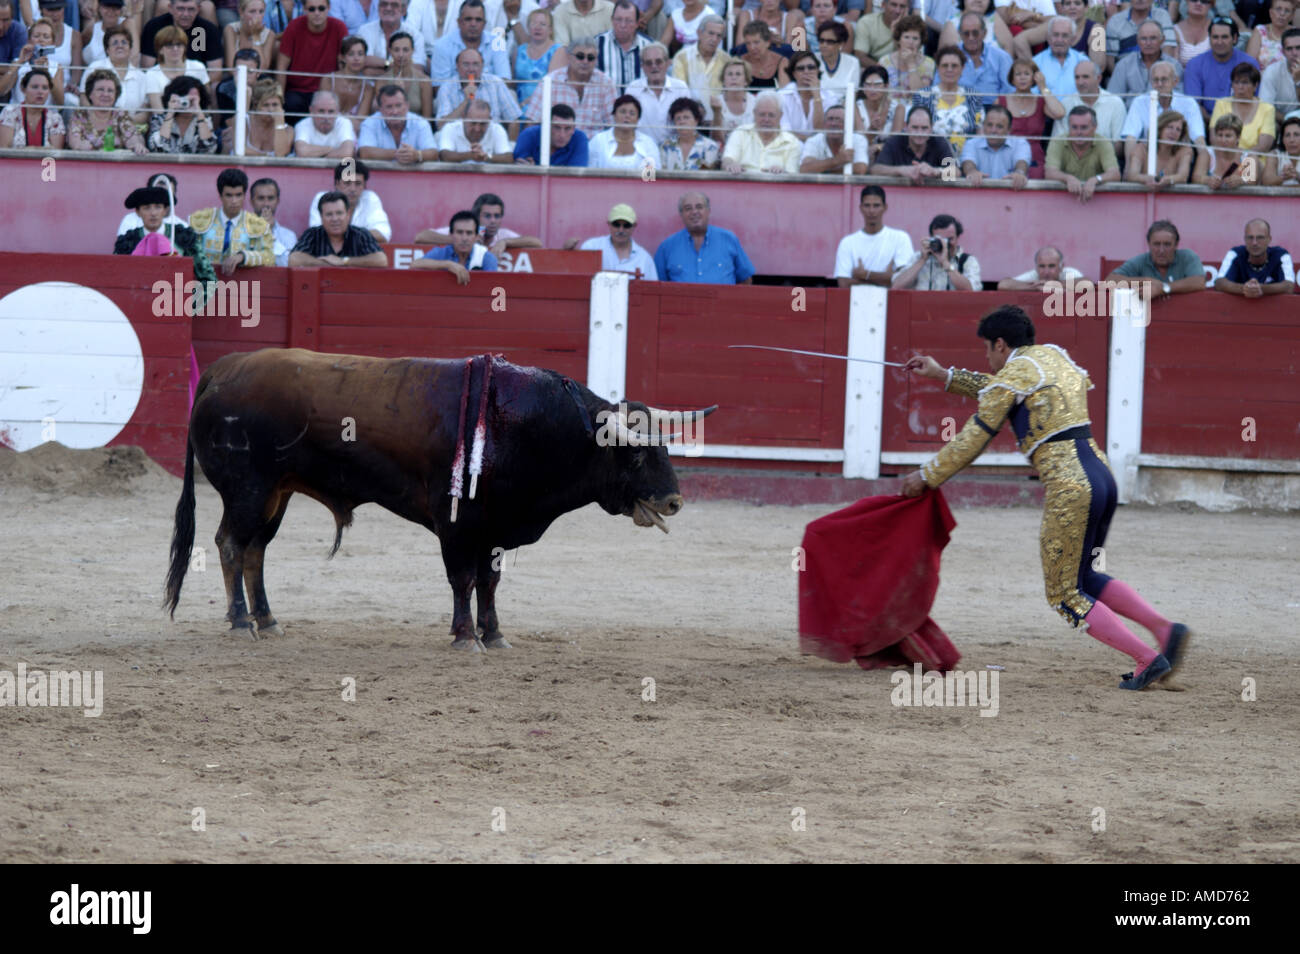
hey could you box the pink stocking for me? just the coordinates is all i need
[1084,600,1160,672]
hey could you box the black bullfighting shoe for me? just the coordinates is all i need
[1163,624,1190,676]
[1119,654,1171,691]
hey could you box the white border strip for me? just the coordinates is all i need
[667,444,844,462]
[1107,289,1147,503]
[587,271,629,404]
[1136,453,1300,474]
[881,451,1027,467]
[842,284,887,479]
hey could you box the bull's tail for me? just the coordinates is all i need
[163,434,197,618]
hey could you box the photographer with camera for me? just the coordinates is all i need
[891,213,980,291]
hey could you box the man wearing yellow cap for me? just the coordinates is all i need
[563,202,658,279]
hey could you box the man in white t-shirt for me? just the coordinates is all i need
[436,98,514,162]
[563,202,659,279]
[833,185,913,286]
[997,245,1085,290]
[293,90,357,158]
[799,103,869,174]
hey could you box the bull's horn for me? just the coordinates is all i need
[645,404,718,429]
[606,407,655,447]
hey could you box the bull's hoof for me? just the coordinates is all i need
[451,637,486,653]
[257,621,285,638]
[230,623,258,641]
[482,635,512,650]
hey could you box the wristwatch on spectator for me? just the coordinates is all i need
[1094,173,1103,184]
[1161,281,1171,295]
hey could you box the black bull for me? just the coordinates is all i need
[163,348,715,651]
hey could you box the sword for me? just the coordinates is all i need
[728,345,907,368]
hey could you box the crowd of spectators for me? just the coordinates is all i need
[0,0,1295,190]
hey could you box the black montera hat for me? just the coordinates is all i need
[124,186,172,209]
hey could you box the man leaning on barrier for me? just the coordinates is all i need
[1104,219,1207,299]
[1213,218,1297,298]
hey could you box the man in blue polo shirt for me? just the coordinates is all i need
[514,104,590,166]
[1033,17,1087,97]
[412,210,499,285]
[654,191,755,285]
[1214,219,1296,298]
[957,13,1011,107]
[1185,19,1260,120]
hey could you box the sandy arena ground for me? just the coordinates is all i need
[1,444,1297,863]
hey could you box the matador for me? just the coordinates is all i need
[902,305,1189,690]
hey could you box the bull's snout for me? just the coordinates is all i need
[661,494,684,516]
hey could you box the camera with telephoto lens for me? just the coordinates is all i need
[927,236,947,255]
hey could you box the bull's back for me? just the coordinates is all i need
[192,349,461,518]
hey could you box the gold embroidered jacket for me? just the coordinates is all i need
[188,208,275,268]
[921,344,1095,487]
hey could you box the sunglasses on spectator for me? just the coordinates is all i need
[819,36,839,44]
[610,221,633,229]
[1211,16,1234,25]
[572,52,596,61]
[305,4,328,10]
[795,63,819,72]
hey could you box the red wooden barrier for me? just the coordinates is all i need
[1143,295,1300,459]
[884,290,1111,462]
[626,282,848,470]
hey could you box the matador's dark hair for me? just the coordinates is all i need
[978,305,1036,348]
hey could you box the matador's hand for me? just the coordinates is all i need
[901,470,927,497]
[905,354,947,380]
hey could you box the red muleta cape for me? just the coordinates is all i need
[798,491,961,671]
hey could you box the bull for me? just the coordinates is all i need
[163,348,715,651]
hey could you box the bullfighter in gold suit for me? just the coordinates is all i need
[188,168,275,275]
[903,305,1190,691]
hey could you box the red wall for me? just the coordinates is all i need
[627,283,848,466]
[1,253,1295,481]
[1143,295,1300,459]
[5,155,1298,285]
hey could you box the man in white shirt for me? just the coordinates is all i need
[997,245,1084,290]
[436,98,514,161]
[553,0,615,46]
[798,103,869,174]
[834,184,913,286]
[308,160,393,242]
[293,90,357,158]
[564,202,658,279]
[1053,60,1125,144]
[358,0,429,68]
[625,41,694,144]
[250,177,298,268]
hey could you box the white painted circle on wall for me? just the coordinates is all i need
[0,281,145,451]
